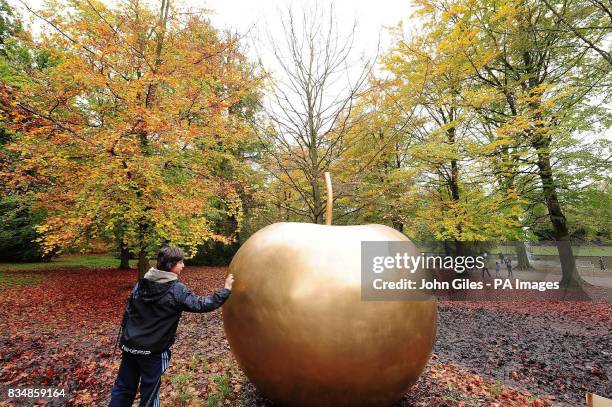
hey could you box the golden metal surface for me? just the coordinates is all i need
[324,172,333,225]
[223,222,437,407]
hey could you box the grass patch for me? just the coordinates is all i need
[493,245,612,257]
[0,271,41,288]
[0,254,144,272]
[169,372,194,406]
[211,373,231,400]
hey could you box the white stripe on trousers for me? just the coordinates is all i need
[154,351,168,407]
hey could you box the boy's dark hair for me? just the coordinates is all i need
[156,246,184,272]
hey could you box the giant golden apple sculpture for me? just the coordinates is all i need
[223,173,436,407]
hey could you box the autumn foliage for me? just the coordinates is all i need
[2,0,262,274]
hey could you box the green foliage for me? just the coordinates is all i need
[0,0,21,53]
[170,372,194,406]
[204,372,230,407]
[186,240,239,267]
[205,393,219,407]
[0,193,46,262]
[0,1,48,262]
[211,373,231,400]
[335,0,611,244]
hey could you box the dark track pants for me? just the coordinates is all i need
[109,350,171,407]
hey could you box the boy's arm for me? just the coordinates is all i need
[174,282,231,313]
[121,282,139,327]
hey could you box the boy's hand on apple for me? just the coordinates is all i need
[225,273,235,291]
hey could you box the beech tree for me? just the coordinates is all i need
[341,12,526,243]
[3,0,262,276]
[389,0,611,285]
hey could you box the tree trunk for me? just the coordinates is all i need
[137,249,149,279]
[454,240,465,258]
[311,181,322,224]
[556,239,579,286]
[446,124,464,260]
[514,241,531,270]
[309,139,322,224]
[119,242,131,270]
[392,219,404,233]
[533,136,582,287]
[496,142,530,271]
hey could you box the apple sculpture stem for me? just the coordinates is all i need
[324,171,333,226]
[223,172,437,407]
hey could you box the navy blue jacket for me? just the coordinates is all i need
[118,276,231,355]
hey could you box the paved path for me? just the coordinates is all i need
[510,269,612,288]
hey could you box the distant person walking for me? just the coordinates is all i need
[495,261,501,278]
[600,256,607,272]
[505,258,513,278]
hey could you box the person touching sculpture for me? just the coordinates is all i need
[109,246,234,407]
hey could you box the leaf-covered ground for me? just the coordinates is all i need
[1,266,610,406]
